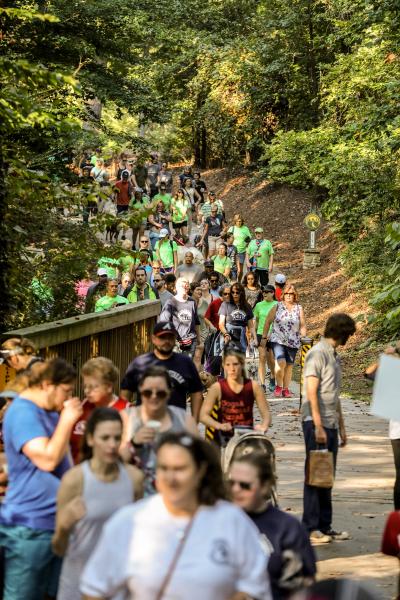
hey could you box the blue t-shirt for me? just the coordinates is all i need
[1,397,71,531]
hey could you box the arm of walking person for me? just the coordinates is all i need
[253,382,272,432]
[23,399,83,472]
[247,319,258,345]
[173,250,178,272]
[219,314,231,344]
[126,464,145,500]
[200,383,232,431]
[190,391,204,423]
[223,264,231,278]
[52,466,85,556]
[306,375,327,445]
[260,306,277,347]
[299,306,307,337]
[199,223,208,246]
[337,400,347,447]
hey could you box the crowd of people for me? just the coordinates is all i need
[0,154,392,600]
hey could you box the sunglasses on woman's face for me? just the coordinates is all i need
[228,479,253,491]
[141,389,168,400]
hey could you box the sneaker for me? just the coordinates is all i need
[261,384,267,393]
[273,386,283,398]
[323,529,351,540]
[268,379,276,393]
[310,530,332,544]
[282,388,295,398]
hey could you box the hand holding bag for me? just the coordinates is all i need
[306,448,334,488]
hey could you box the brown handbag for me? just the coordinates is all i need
[306,449,334,488]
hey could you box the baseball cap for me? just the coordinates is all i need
[275,273,286,284]
[204,260,213,267]
[254,227,264,233]
[121,170,130,179]
[97,268,108,276]
[153,322,177,337]
[159,228,169,238]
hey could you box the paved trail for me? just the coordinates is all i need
[265,386,398,598]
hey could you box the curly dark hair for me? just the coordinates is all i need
[324,313,356,345]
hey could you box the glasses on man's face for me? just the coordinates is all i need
[227,479,253,491]
[223,292,230,296]
[153,278,162,283]
[210,279,219,284]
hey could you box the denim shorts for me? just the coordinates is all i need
[0,523,62,600]
[237,251,246,264]
[270,342,298,364]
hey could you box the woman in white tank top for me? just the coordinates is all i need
[52,407,144,600]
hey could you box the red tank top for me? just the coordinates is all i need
[219,378,254,428]
[70,396,128,464]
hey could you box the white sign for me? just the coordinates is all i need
[371,354,400,420]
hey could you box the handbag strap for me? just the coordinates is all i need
[155,512,197,600]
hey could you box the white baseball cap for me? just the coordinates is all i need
[275,273,286,284]
[97,268,108,276]
[159,228,170,238]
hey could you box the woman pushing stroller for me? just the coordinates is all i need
[200,346,271,442]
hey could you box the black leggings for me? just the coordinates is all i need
[391,439,400,509]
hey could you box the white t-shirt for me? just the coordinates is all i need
[81,494,271,600]
[389,420,400,439]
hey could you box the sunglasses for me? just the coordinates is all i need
[228,479,253,491]
[140,240,149,243]
[210,279,219,283]
[153,278,162,283]
[141,389,168,400]
[223,292,230,296]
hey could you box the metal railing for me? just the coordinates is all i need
[1,300,160,396]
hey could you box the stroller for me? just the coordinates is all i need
[222,426,278,505]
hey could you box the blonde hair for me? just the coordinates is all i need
[282,283,299,303]
[1,337,37,358]
[223,347,247,378]
[81,357,119,386]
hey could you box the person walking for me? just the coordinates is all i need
[301,313,356,543]
[254,285,278,392]
[176,251,203,283]
[113,170,132,215]
[200,347,271,444]
[94,279,129,312]
[159,278,201,358]
[225,231,239,282]
[53,408,143,600]
[148,200,172,249]
[0,337,42,373]
[242,271,263,309]
[155,228,178,274]
[246,227,274,287]
[261,283,306,398]
[85,269,108,313]
[198,205,227,258]
[80,432,272,600]
[212,243,232,279]
[190,282,212,370]
[122,366,198,495]
[152,274,174,307]
[171,188,190,239]
[69,357,129,464]
[0,359,82,600]
[219,283,257,353]
[125,266,157,303]
[120,322,203,421]
[227,214,252,282]
[230,452,316,599]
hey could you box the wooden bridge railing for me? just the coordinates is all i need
[0,300,160,396]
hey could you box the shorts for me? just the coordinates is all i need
[238,252,246,264]
[0,524,62,600]
[117,205,129,214]
[270,342,298,364]
[173,220,187,228]
[207,235,222,254]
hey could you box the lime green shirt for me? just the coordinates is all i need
[228,225,251,253]
[247,239,274,270]
[212,255,232,275]
[171,198,190,223]
[253,300,278,335]
[153,192,172,209]
[119,254,135,273]
[95,294,129,312]
[155,239,178,268]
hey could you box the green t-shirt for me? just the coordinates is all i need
[171,198,190,223]
[155,239,178,268]
[253,300,278,335]
[98,257,119,278]
[247,239,274,270]
[153,192,172,209]
[212,255,232,275]
[95,294,129,312]
[119,254,135,273]
[228,225,251,253]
